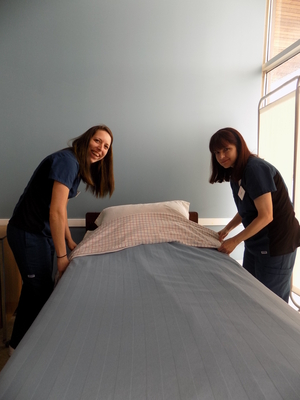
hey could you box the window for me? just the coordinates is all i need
[263,0,300,96]
[260,0,300,300]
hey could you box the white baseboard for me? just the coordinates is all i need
[67,219,86,227]
[0,218,230,227]
[198,218,230,226]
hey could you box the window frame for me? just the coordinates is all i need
[262,0,300,96]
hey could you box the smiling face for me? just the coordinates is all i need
[214,142,238,169]
[88,129,112,164]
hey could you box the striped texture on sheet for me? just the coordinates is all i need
[70,212,221,259]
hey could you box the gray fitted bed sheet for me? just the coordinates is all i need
[1,242,300,400]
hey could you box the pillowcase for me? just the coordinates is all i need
[94,200,190,226]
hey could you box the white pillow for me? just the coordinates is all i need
[94,200,190,226]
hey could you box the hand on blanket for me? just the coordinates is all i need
[217,237,238,255]
[218,227,229,241]
[66,238,77,251]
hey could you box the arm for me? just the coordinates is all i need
[65,209,77,251]
[49,181,73,274]
[218,213,242,241]
[218,192,273,254]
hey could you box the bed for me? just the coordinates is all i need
[1,200,300,400]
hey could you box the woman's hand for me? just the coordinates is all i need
[57,255,70,274]
[218,213,242,243]
[66,237,77,251]
[217,193,273,255]
[218,227,229,242]
[218,237,239,254]
[217,213,242,254]
[55,256,70,286]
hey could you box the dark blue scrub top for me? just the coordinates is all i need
[10,148,81,237]
[230,157,277,255]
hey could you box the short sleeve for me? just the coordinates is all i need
[244,159,277,201]
[48,151,79,190]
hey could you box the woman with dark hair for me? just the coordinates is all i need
[209,127,300,303]
[7,124,114,354]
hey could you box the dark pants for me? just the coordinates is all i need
[243,247,296,303]
[7,223,55,349]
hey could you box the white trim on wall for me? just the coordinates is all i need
[198,218,231,226]
[67,219,86,227]
[0,218,231,227]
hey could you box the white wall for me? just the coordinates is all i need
[0,0,266,219]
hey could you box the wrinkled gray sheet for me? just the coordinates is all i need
[1,242,300,400]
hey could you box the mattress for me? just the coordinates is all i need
[1,213,300,399]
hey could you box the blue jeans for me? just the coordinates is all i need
[243,247,296,303]
[7,223,55,349]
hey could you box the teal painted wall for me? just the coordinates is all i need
[0,0,266,219]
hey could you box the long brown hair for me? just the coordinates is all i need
[209,127,255,183]
[71,125,115,197]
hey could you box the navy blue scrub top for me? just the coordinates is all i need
[10,148,81,237]
[230,156,299,256]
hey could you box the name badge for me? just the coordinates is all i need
[238,185,245,200]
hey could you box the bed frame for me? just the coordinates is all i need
[85,211,198,231]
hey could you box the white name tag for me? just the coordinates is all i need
[238,185,245,200]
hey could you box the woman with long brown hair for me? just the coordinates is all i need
[7,124,114,354]
[209,127,300,303]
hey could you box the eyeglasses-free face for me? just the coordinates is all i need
[88,130,111,164]
[214,143,238,169]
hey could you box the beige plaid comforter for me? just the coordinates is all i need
[70,212,221,260]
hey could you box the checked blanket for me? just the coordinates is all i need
[70,213,221,260]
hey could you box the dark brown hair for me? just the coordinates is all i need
[71,125,115,197]
[209,127,255,183]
